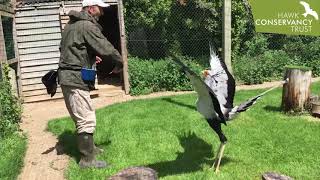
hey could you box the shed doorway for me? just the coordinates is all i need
[96,5,122,87]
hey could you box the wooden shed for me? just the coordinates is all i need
[0,1,21,96]
[15,0,129,102]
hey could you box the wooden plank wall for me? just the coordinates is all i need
[15,0,122,102]
[60,4,82,30]
[15,6,62,102]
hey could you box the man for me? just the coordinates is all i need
[58,0,123,169]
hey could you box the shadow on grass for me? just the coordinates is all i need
[147,132,233,178]
[263,105,282,112]
[42,130,111,163]
[161,97,196,111]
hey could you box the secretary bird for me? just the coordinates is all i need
[172,47,285,172]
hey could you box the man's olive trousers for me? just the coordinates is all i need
[61,85,96,134]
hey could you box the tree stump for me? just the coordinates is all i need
[281,67,312,112]
[108,166,158,180]
[262,172,293,180]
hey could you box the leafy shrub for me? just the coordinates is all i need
[304,58,320,77]
[243,34,269,57]
[128,56,206,95]
[0,64,22,138]
[234,50,293,84]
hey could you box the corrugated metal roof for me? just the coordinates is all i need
[19,0,116,5]
[20,0,73,5]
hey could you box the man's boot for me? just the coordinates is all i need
[77,133,107,169]
[93,144,104,155]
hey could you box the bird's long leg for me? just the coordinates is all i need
[213,141,226,173]
[206,119,227,173]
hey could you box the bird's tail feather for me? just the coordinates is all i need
[227,94,263,120]
[227,80,288,120]
[236,95,262,113]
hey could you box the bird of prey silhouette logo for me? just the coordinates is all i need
[300,1,319,20]
[172,45,286,172]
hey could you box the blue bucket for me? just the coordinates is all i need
[81,68,96,81]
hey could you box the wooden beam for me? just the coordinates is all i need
[15,8,58,17]
[0,9,14,17]
[118,0,130,94]
[13,15,23,97]
[21,70,51,79]
[0,4,14,14]
[0,62,2,81]
[20,63,58,73]
[17,27,61,36]
[20,57,59,67]
[15,14,60,24]
[7,58,18,64]
[19,51,60,61]
[223,0,233,75]
[17,33,61,43]
[16,21,60,30]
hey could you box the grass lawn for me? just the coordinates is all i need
[48,82,320,180]
[0,134,27,180]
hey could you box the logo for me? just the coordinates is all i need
[300,1,318,20]
[249,0,320,36]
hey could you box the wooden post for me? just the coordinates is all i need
[281,67,312,112]
[223,0,233,75]
[13,14,23,97]
[0,62,2,81]
[118,0,130,94]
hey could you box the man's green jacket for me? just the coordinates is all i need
[58,10,122,90]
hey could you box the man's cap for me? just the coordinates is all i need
[82,0,110,8]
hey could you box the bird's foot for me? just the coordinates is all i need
[212,142,226,173]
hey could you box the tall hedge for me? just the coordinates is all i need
[128,56,207,95]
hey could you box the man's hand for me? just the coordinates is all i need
[96,56,102,64]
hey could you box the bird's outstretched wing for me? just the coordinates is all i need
[171,57,226,124]
[204,45,236,114]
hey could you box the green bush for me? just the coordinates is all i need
[0,64,22,138]
[304,58,320,76]
[234,50,294,84]
[128,56,206,95]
